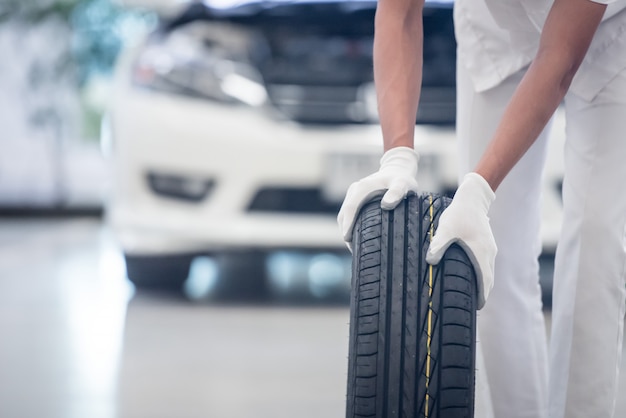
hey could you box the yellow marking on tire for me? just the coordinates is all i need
[425,195,434,417]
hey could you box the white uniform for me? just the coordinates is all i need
[453,1,626,417]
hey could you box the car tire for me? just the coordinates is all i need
[346,194,477,418]
[124,253,193,290]
[212,251,271,301]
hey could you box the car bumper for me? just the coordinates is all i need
[106,80,458,254]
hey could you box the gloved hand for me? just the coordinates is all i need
[425,172,497,309]
[337,146,420,247]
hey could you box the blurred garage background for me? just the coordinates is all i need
[0,0,624,417]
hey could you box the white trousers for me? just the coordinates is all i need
[456,64,626,418]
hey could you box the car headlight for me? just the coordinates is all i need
[131,29,267,106]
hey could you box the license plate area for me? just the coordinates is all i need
[322,152,441,204]
[322,153,381,203]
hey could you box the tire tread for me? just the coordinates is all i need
[346,195,477,418]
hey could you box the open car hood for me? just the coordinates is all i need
[166,0,453,26]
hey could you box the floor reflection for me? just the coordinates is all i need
[0,218,624,418]
[117,296,348,418]
[0,218,130,418]
[58,235,132,418]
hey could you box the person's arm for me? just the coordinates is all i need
[476,0,607,191]
[374,0,425,151]
[336,0,425,245]
[427,0,608,309]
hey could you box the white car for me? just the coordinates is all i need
[105,0,563,293]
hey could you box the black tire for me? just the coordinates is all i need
[125,253,193,290]
[346,194,477,418]
[212,251,271,301]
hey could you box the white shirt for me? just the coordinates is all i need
[455,0,626,100]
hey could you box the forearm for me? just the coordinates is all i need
[474,53,574,190]
[475,0,607,191]
[373,0,424,152]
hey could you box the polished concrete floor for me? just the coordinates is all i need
[0,217,625,418]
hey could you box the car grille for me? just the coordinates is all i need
[247,187,341,215]
[267,84,364,123]
[416,87,456,125]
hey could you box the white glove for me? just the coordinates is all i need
[337,146,420,245]
[425,172,497,309]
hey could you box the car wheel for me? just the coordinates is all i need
[124,253,193,291]
[346,194,477,418]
